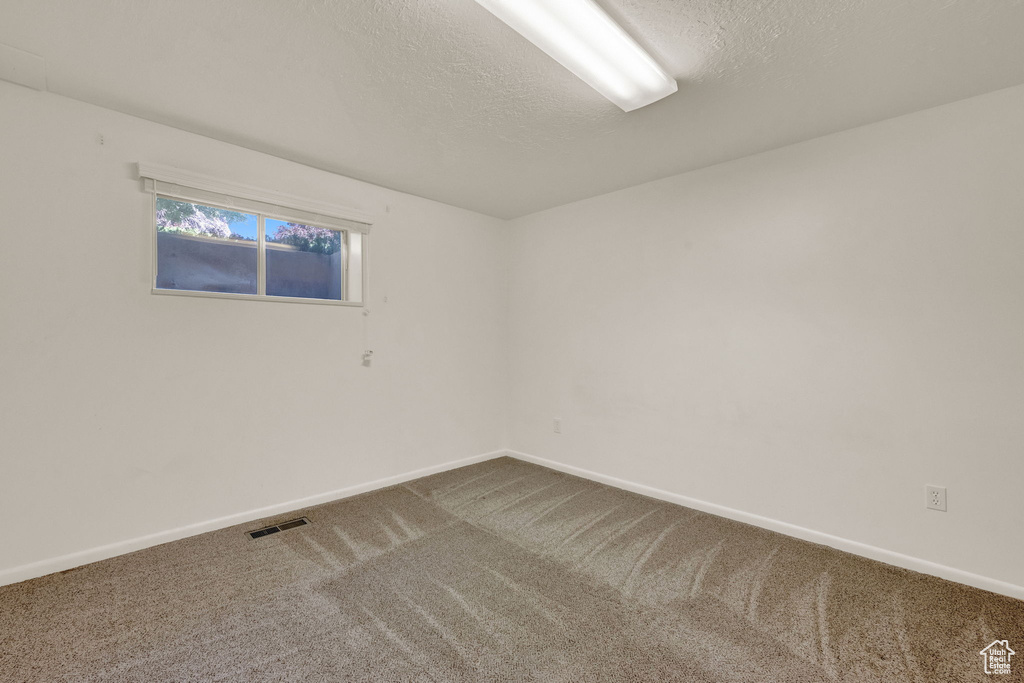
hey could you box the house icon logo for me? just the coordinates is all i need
[980,640,1015,675]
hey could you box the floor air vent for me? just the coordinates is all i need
[248,517,310,539]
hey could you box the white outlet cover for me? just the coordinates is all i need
[926,485,947,512]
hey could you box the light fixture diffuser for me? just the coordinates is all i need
[474,0,677,112]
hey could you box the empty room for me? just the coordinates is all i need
[1,0,1022,680]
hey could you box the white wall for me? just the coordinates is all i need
[4,76,1022,595]
[507,84,1024,589]
[0,81,507,578]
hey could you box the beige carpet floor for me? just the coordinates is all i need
[1,456,1021,681]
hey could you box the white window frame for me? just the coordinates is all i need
[138,162,371,307]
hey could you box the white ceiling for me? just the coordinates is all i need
[4,0,1024,219]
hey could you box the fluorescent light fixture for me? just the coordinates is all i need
[474,0,677,111]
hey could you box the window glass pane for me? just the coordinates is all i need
[265,219,343,301]
[348,231,363,303]
[155,197,257,294]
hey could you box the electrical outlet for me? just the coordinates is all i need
[926,485,947,512]
[553,418,562,434]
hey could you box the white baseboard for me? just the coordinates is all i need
[8,448,1021,602]
[0,449,506,588]
[505,450,1024,602]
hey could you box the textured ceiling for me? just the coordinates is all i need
[3,0,1024,218]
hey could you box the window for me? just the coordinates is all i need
[139,163,370,306]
